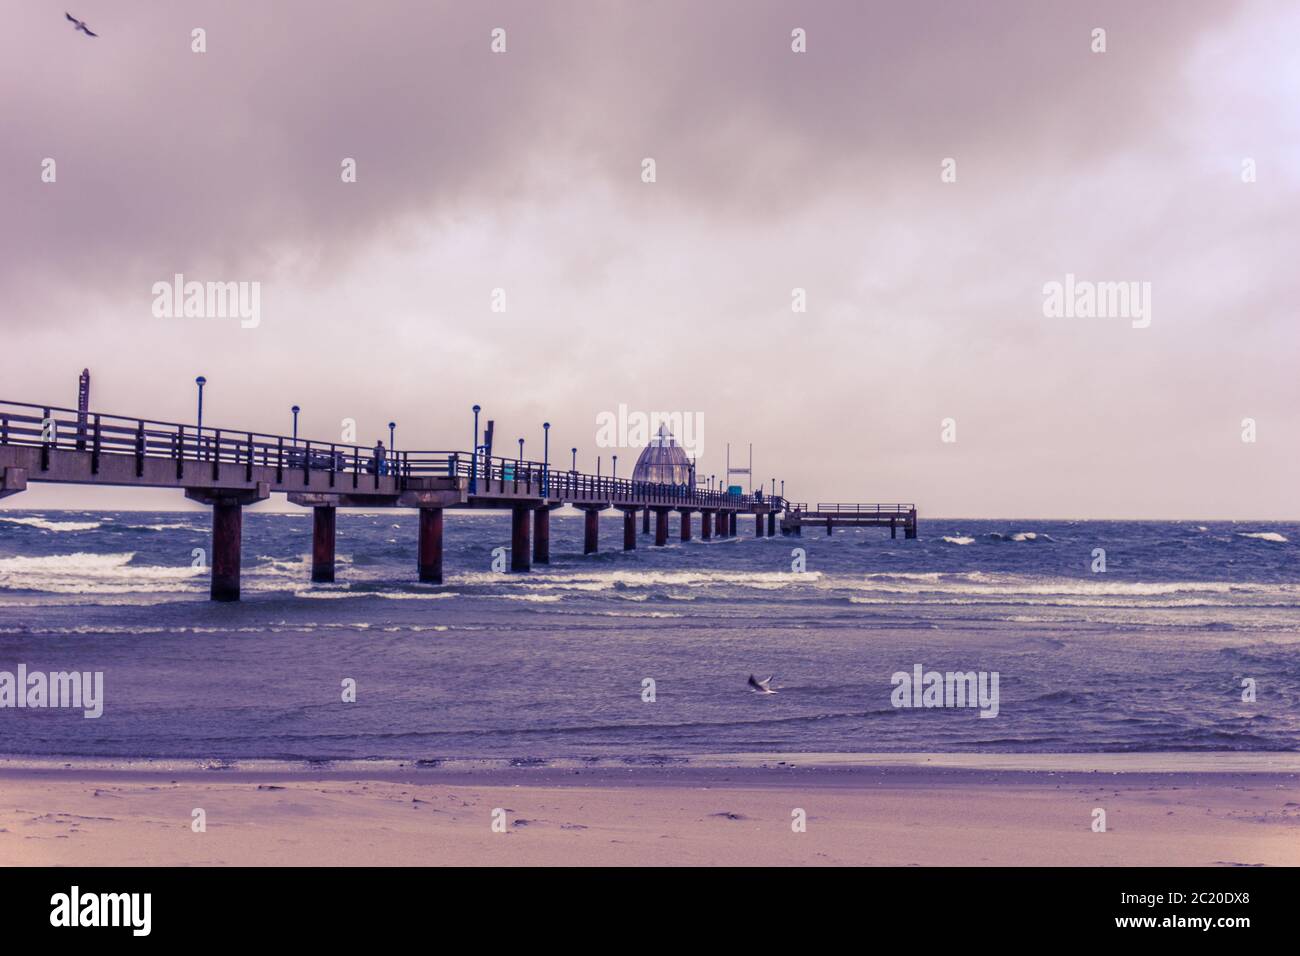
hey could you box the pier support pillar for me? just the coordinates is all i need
[418,506,444,583]
[0,467,28,500]
[678,509,692,542]
[826,517,833,535]
[654,508,669,547]
[583,508,600,554]
[312,505,336,583]
[891,518,897,539]
[642,508,651,534]
[211,501,243,601]
[511,505,531,572]
[905,508,918,540]
[767,512,776,537]
[701,511,713,540]
[755,513,764,538]
[622,508,637,551]
[533,507,550,565]
[185,483,268,602]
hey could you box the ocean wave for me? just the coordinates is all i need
[0,516,101,532]
[1236,532,1288,543]
[941,536,975,545]
[450,569,822,591]
[293,589,459,600]
[856,575,1290,597]
[0,552,204,594]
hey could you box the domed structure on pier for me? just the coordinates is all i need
[632,424,693,486]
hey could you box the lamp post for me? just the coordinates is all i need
[471,405,481,493]
[612,454,618,481]
[542,422,550,496]
[195,376,206,459]
[571,448,577,472]
[195,377,206,428]
[389,421,395,448]
[291,405,300,443]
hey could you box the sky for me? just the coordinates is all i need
[1,0,1297,517]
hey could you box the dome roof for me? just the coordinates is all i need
[632,424,693,485]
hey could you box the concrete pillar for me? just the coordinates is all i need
[623,509,637,550]
[755,512,764,537]
[0,466,28,500]
[891,518,897,539]
[418,506,444,583]
[701,511,713,540]
[767,512,776,537]
[679,509,692,542]
[584,508,599,554]
[533,508,550,564]
[642,508,651,534]
[512,506,531,572]
[654,508,669,546]
[312,505,336,583]
[906,509,918,540]
[187,483,268,602]
[826,517,833,535]
[211,501,243,602]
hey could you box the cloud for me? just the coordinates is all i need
[2,0,1297,516]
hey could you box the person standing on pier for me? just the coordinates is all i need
[372,440,388,476]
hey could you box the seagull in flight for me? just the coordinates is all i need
[748,674,777,695]
[65,12,98,37]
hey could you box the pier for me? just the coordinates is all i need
[780,503,918,539]
[0,400,919,600]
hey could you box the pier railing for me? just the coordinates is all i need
[814,503,915,513]
[0,399,763,509]
[0,399,393,489]
[402,451,758,509]
[786,502,915,514]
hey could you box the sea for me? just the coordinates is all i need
[0,510,1297,763]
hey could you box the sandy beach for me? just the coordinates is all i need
[3,757,1297,867]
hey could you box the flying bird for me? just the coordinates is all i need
[748,674,777,695]
[65,12,98,37]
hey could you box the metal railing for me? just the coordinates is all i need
[0,399,766,509]
[786,502,915,514]
[0,399,394,490]
[811,504,915,512]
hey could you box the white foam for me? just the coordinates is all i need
[1237,531,1288,543]
[0,516,101,532]
[293,590,458,600]
[451,569,823,590]
[0,552,204,594]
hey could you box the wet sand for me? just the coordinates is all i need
[2,759,1297,866]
